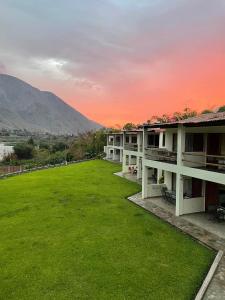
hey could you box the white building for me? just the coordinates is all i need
[104,133,123,163]
[122,129,143,180]
[105,112,225,218]
[142,112,225,216]
[0,143,14,161]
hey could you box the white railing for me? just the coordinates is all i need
[124,143,138,151]
[182,152,225,170]
[145,148,177,163]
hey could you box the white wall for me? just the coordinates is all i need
[0,144,13,161]
[182,197,205,214]
[147,183,165,197]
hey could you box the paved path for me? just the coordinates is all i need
[128,193,225,300]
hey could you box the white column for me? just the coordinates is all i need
[120,150,123,163]
[112,148,115,161]
[176,125,185,216]
[142,165,148,199]
[176,173,183,216]
[159,131,164,148]
[177,125,185,166]
[157,169,163,183]
[137,157,142,179]
[164,171,172,190]
[137,133,140,152]
[165,131,173,151]
[122,152,126,173]
[106,147,109,159]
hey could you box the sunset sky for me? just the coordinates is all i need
[0,0,225,126]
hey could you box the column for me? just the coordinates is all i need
[142,165,148,199]
[122,151,126,173]
[177,124,185,166]
[112,148,115,161]
[176,125,185,216]
[176,173,183,216]
[120,150,123,163]
[157,169,163,183]
[137,157,142,180]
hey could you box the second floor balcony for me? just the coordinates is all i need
[145,148,177,164]
[182,152,225,173]
[124,143,138,151]
[114,141,122,147]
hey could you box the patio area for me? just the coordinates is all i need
[138,195,225,240]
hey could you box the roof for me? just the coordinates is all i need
[122,129,142,133]
[142,112,225,128]
[106,132,123,135]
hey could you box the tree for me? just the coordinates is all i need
[173,107,197,121]
[14,143,34,159]
[201,109,213,114]
[155,114,171,123]
[52,142,68,153]
[218,105,225,112]
[27,137,35,146]
[123,123,137,130]
[68,129,106,160]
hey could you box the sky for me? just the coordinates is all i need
[0,0,225,126]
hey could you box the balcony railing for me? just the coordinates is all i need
[182,152,225,171]
[124,143,138,151]
[108,141,113,146]
[114,141,122,146]
[145,148,177,163]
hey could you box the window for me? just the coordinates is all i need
[184,177,202,197]
[131,135,137,144]
[125,136,129,143]
[148,135,154,146]
[147,134,159,147]
[192,178,202,197]
[155,134,159,147]
[185,133,204,152]
[173,134,177,152]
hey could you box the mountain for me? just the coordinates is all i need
[0,74,102,135]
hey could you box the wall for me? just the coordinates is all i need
[182,197,205,214]
[147,183,165,197]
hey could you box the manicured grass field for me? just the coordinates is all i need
[0,160,214,299]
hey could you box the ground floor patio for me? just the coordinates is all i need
[127,192,225,300]
[143,196,225,240]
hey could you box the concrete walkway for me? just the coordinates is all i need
[127,193,225,300]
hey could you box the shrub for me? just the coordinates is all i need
[14,143,34,160]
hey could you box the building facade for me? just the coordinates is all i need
[105,112,225,217]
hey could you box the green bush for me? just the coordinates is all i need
[14,143,34,159]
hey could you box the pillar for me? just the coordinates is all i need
[176,173,183,216]
[137,157,142,180]
[142,165,148,199]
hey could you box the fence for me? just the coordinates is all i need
[0,159,95,180]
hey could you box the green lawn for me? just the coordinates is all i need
[0,160,214,299]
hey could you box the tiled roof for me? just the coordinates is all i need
[143,112,225,128]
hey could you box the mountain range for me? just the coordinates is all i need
[0,74,102,135]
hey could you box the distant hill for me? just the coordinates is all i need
[0,74,102,135]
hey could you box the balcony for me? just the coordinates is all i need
[114,141,122,147]
[182,152,225,173]
[108,141,113,146]
[124,143,138,151]
[145,148,177,164]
